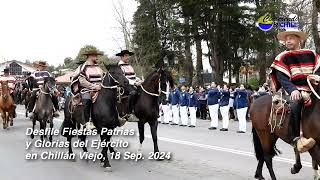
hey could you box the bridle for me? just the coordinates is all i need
[140,71,169,97]
[100,72,125,103]
[40,81,56,95]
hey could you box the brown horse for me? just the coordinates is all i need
[250,76,320,180]
[0,81,15,129]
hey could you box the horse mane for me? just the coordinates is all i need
[143,71,159,84]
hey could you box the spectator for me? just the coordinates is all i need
[188,87,198,127]
[169,85,180,125]
[198,86,207,120]
[179,85,189,126]
[207,82,221,130]
[219,84,230,131]
[234,84,249,133]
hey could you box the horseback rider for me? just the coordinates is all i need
[28,60,59,118]
[270,28,320,151]
[0,67,17,117]
[116,50,141,122]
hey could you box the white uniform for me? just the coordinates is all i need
[237,107,248,132]
[188,106,197,126]
[208,104,219,128]
[179,106,188,126]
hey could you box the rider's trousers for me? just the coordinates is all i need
[288,99,304,142]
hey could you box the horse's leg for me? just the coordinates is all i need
[264,154,277,180]
[49,120,53,142]
[67,136,73,155]
[260,135,278,180]
[2,112,7,129]
[31,118,36,139]
[312,159,320,180]
[148,120,159,153]
[79,135,88,153]
[138,121,145,152]
[291,147,302,174]
[254,160,265,180]
[100,134,111,170]
[40,121,46,141]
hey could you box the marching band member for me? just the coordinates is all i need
[188,87,198,127]
[234,84,249,133]
[219,84,230,131]
[208,82,221,130]
[169,85,180,125]
[179,85,189,126]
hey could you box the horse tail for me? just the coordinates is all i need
[252,127,264,161]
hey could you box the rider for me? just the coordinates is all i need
[270,28,320,151]
[28,60,59,118]
[76,48,129,127]
[116,50,141,122]
[0,67,17,117]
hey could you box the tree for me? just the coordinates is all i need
[312,0,320,53]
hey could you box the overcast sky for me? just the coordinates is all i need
[0,0,137,66]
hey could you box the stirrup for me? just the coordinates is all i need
[118,116,127,127]
[296,137,316,153]
[127,114,139,122]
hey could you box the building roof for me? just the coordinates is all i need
[0,60,36,74]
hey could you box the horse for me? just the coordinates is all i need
[61,64,131,169]
[250,75,320,180]
[0,81,15,129]
[30,77,57,142]
[23,77,33,117]
[132,68,174,153]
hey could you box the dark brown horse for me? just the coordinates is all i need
[250,75,320,180]
[133,68,174,153]
[0,81,15,129]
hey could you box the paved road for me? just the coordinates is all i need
[0,105,315,180]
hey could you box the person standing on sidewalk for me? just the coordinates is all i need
[169,85,180,125]
[188,87,198,127]
[234,84,249,133]
[208,82,221,130]
[179,85,189,126]
[219,84,230,131]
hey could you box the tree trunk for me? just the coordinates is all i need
[312,0,320,53]
[258,51,267,84]
[184,16,193,85]
[194,31,203,86]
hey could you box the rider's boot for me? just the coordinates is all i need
[28,91,37,119]
[289,100,315,153]
[126,89,139,122]
[52,95,60,118]
[83,99,96,130]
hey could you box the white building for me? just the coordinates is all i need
[0,60,36,76]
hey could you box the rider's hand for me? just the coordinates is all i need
[95,84,101,91]
[290,90,301,101]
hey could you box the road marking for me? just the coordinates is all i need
[16,111,313,168]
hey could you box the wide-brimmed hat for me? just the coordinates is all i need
[83,49,104,56]
[34,60,48,67]
[277,28,306,42]
[116,50,134,56]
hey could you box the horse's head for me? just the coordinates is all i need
[104,64,130,89]
[43,77,57,93]
[1,81,9,96]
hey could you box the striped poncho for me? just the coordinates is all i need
[270,49,320,92]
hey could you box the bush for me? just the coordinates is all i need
[248,76,259,90]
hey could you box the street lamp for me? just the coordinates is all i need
[163,55,169,65]
[174,56,179,65]
[237,47,244,58]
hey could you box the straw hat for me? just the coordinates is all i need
[277,28,306,42]
[34,60,48,67]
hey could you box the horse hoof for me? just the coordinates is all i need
[104,166,112,172]
[254,174,265,180]
[291,164,302,174]
[10,122,13,126]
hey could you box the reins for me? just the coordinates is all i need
[307,75,320,99]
